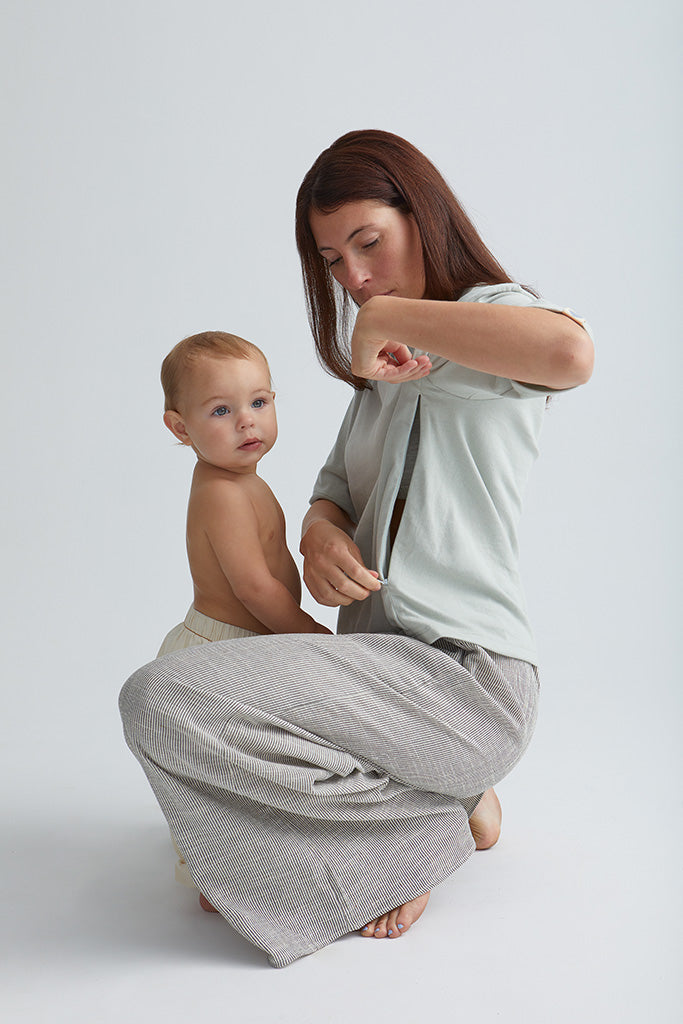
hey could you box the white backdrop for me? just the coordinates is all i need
[2,1,680,1021]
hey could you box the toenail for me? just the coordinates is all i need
[398,923,404,929]
[388,929,393,935]
[362,926,369,931]
[375,928,380,934]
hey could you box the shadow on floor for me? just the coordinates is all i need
[2,814,265,970]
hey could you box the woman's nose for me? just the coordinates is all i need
[343,256,370,293]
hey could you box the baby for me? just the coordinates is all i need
[158,330,331,659]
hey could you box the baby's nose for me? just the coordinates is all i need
[237,409,254,428]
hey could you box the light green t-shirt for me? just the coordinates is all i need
[309,283,593,664]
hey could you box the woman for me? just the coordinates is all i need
[120,130,594,968]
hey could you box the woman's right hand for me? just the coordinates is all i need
[351,295,432,383]
[300,519,382,607]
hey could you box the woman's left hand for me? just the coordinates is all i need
[351,297,432,382]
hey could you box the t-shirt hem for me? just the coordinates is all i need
[401,621,538,666]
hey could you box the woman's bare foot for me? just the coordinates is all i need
[199,893,219,913]
[469,787,502,850]
[359,892,430,939]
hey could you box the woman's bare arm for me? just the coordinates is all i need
[351,295,594,389]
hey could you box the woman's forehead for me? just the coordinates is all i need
[309,200,400,248]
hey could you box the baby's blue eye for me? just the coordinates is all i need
[252,398,266,409]
[212,406,228,416]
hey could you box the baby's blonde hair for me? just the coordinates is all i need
[161,331,270,412]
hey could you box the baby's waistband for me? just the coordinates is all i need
[183,606,261,641]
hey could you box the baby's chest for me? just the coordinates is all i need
[248,486,286,550]
[257,509,283,549]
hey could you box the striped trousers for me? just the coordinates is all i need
[119,632,539,967]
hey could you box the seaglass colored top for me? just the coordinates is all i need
[309,283,593,663]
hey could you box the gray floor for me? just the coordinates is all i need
[3,707,679,1024]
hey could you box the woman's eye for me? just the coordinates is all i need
[212,406,228,417]
[328,256,341,268]
[363,239,379,250]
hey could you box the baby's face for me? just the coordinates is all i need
[176,354,277,473]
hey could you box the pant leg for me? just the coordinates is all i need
[156,610,262,885]
[119,632,538,967]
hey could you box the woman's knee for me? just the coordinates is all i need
[119,657,175,753]
[447,720,533,797]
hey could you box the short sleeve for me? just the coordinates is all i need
[308,392,360,522]
[418,283,594,401]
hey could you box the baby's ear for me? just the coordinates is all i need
[163,410,191,445]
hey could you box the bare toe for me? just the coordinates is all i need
[386,908,402,938]
[358,893,430,941]
[199,893,219,913]
[394,892,430,935]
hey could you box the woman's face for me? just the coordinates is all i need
[309,200,426,306]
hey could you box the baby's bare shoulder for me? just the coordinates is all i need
[189,468,254,517]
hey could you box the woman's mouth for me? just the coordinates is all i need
[357,289,394,305]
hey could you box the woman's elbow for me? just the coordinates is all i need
[555,323,595,388]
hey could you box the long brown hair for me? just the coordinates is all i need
[296,129,513,387]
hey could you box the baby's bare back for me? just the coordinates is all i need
[186,462,301,632]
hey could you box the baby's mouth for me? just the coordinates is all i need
[239,438,262,451]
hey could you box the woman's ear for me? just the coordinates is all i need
[163,409,192,445]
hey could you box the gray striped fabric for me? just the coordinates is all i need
[119,632,539,967]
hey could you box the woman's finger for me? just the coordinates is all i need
[300,520,381,605]
[374,358,432,383]
[353,340,432,381]
[303,570,372,607]
[333,551,383,593]
[352,343,412,378]
[381,341,416,365]
[303,556,380,606]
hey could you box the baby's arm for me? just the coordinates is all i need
[204,483,331,635]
